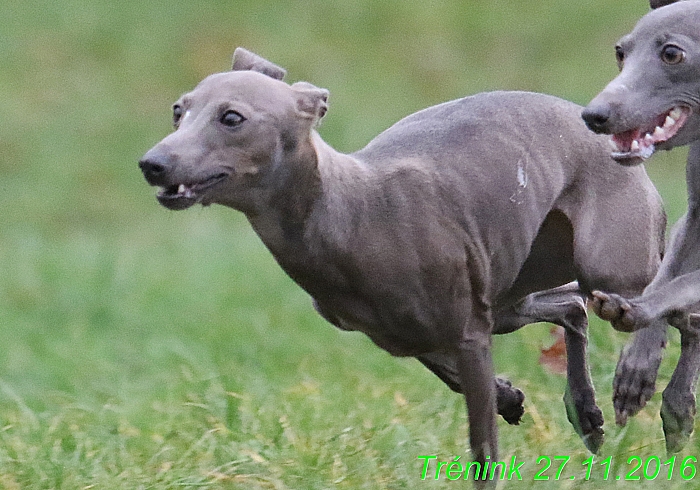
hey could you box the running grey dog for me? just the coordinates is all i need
[582,0,700,452]
[140,48,665,476]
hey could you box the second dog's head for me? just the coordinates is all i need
[582,0,700,164]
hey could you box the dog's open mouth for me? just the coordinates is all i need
[156,173,229,210]
[610,106,689,164]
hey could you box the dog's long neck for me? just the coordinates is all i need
[245,131,366,288]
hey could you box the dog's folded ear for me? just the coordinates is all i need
[232,47,286,81]
[291,82,329,122]
[650,0,681,9]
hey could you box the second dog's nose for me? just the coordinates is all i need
[581,104,612,134]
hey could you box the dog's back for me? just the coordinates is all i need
[343,91,664,296]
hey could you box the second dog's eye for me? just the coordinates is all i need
[173,105,184,127]
[615,45,625,70]
[220,110,246,127]
[661,44,685,65]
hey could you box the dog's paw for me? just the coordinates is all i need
[564,384,604,453]
[591,291,651,332]
[661,388,696,453]
[613,341,662,426]
[496,377,525,425]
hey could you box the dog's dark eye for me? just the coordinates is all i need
[661,45,685,65]
[173,105,184,127]
[615,46,625,70]
[220,110,246,128]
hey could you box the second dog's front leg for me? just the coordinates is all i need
[607,142,700,450]
[592,270,700,332]
[612,321,667,426]
[661,314,700,453]
[591,291,654,332]
[594,143,700,333]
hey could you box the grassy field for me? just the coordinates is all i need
[0,0,695,488]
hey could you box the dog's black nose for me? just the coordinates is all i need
[139,158,167,176]
[139,158,168,185]
[139,150,172,186]
[581,105,612,134]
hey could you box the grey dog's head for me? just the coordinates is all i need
[139,48,328,211]
[581,0,700,165]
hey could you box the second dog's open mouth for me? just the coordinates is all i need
[157,173,228,210]
[610,106,689,164]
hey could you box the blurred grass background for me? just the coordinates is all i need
[0,0,694,488]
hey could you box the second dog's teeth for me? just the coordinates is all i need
[670,107,683,120]
[644,133,654,144]
[178,184,186,194]
[664,115,675,128]
[631,140,640,151]
[653,126,665,139]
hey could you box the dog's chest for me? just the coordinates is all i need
[311,288,456,357]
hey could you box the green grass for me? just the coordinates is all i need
[0,0,695,488]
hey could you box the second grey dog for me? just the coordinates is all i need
[140,49,665,474]
[582,0,700,452]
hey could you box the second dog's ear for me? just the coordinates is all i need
[232,47,286,81]
[650,0,681,9]
[291,82,329,122]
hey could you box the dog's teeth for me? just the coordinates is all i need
[178,184,186,194]
[640,144,655,160]
[653,126,665,139]
[644,133,654,144]
[664,115,676,128]
[670,107,683,120]
[630,140,640,151]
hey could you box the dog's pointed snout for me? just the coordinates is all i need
[581,104,612,134]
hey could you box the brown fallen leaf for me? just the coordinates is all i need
[539,326,567,375]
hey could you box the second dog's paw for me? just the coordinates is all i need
[591,291,650,332]
[661,389,696,454]
[613,343,662,426]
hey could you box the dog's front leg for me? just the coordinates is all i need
[415,353,525,425]
[599,201,696,426]
[497,283,604,452]
[456,328,498,485]
[557,303,605,454]
[596,142,700,451]
[595,219,700,450]
[656,144,700,449]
